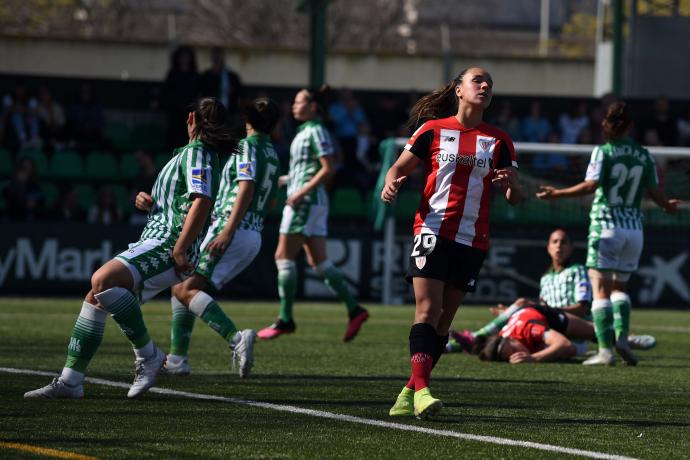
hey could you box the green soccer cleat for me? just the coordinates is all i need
[389,387,414,416]
[413,387,443,420]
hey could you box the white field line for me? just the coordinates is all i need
[5,367,637,460]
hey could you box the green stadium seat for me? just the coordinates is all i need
[85,151,119,181]
[155,152,172,171]
[17,149,49,177]
[331,187,366,217]
[0,148,13,176]
[50,151,84,180]
[40,182,59,207]
[131,123,165,153]
[104,121,131,153]
[119,153,139,180]
[104,183,131,211]
[394,191,421,218]
[74,183,96,209]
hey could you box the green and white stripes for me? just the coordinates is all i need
[539,264,591,309]
[64,303,107,373]
[287,120,333,206]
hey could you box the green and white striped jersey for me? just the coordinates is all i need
[585,138,659,230]
[213,133,280,232]
[539,264,592,309]
[141,140,220,250]
[287,118,334,205]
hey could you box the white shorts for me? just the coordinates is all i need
[115,238,187,304]
[587,227,643,273]
[279,202,328,237]
[195,228,262,290]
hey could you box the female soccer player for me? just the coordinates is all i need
[257,87,369,342]
[382,67,525,419]
[536,102,679,365]
[25,97,234,399]
[163,98,281,377]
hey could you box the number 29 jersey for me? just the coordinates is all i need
[584,137,659,230]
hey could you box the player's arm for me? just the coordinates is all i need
[286,155,334,206]
[173,194,213,274]
[493,166,525,205]
[559,301,590,318]
[207,180,256,257]
[531,330,576,362]
[381,150,420,203]
[647,185,681,214]
[536,180,598,200]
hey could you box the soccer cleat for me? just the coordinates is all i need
[162,356,191,376]
[450,329,475,353]
[445,338,464,353]
[257,318,296,340]
[413,387,443,419]
[127,346,166,398]
[231,329,257,378]
[343,306,369,342]
[24,377,84,400]
[389,387,415,416]
[628,334,657,350]
[582,348,616,366]
[615,338,639,366]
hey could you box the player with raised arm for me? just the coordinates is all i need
[163,98,281,377]
[537,102,680,365]
[382,67,525,419]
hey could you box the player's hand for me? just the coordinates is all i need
[135,192,154,211]
[172,250,194,278]
[278,175,289,187]
[665,199,682,214]
[536,185,557,200]
[286,190,306,208]
[509,352,535,364]
[381,176,407,203]
[492,168,517,191]
[207,232,232,257]
[490,304,507,317]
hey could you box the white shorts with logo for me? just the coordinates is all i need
[586,227,643,273]
[279,202,328,237]
[195,228,262,290]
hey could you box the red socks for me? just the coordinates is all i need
[410,352,433,391]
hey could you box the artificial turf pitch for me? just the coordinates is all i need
[1,298,689,459]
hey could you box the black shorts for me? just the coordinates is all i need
[405,234,487,292]
[533,304,569,333]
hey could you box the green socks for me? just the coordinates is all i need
[473,302,523,337]
[611,291,631,341]
[189,291,238,342]
[95,287,151,351]
[276,259,297,322]
[315,260,358,314]
[170,296,196,356]
[63,302,107,378]
[592,298,614,349]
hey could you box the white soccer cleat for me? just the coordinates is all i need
[24,377,84,400]
[615,338,639,366]
[583,348,616,366]
[162,356,191,376]
[128,346,166,398]
[231,329,257,378]
[628,334,657,350]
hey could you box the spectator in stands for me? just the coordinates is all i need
[676,103,690,147]
[1,85,42,152]
[558,101,589,144]
[638,96,676,146]
[520,101,551,143]
[2,157,44,220]
[273,98,297,171]
[68,84,104,147]
[370,95,407,140]
[161,45,201,150]
[36,85,67,151]
[88,187,123,225]
[531,132,568,174]
[49,185,86,222]
[201,47,244,118]
[491,101,521,141]
[128,150,158,225]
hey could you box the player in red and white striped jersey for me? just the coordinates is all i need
[383,67,525,419]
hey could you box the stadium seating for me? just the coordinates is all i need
[50,151,84,179]
[119,153,139,180]
[394,191,421,218]
[74,183,96,209]
[17,149,49,177]
[104,121,131,153]
[131,124,165,153]
[155,152,171,171]
[40,182,59,207]
[331,188,366,217]
[85,152,119,181]
[104,183,132,211]
[0,148,12,176]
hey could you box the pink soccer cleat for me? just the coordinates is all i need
[343,307,369,342]
[257,318,296,340]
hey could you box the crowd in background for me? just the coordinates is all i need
[3,45,690,224]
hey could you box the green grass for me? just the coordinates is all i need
[1,298,689,459]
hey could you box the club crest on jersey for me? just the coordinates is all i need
[238,162,253,178]
[479,139,494,151]
[415,256,426,269]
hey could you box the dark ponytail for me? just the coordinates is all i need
[190,97,238,154]
[243,97,281,134]
[601,101,632,141]
[301,84,331,114]
[406,69,467,131]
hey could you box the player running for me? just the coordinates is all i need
[257,87,369,342]
[382,67,525,419]
[537,101,680,366]
[163,98,281,377]
[25,97,233,399]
